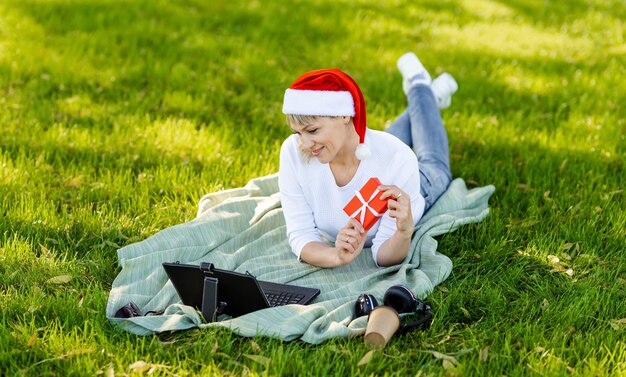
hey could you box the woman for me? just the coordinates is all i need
[279,52,457,268]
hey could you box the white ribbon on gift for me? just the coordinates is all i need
[349,188,383,225]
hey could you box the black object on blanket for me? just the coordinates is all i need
[113,301,165,318]
[355,284,433,335]
[114,301,141,318]
[163,262,320,321]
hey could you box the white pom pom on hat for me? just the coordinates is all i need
[355,143,371,160]
[282,68,371,160]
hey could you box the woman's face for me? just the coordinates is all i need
[290,116,354,164]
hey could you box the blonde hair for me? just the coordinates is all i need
[285,114,348,128]
[285,114,351,163]
[286,114,318,128]
[285,115,314,163]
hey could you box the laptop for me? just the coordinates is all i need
[162,262,320,319]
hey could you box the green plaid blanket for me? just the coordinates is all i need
[106,174,494,343]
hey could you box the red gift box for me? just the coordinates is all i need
[343,177,389,230]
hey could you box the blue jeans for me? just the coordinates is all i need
[385,84,452,212]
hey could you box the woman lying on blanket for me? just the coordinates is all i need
[279,52,457,268]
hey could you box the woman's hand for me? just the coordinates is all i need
[374,185,415,267]
[378,185,413,237]
[334,218,367,265]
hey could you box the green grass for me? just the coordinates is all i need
[1,0,624,375]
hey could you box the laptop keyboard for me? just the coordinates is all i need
[265,292,305,307]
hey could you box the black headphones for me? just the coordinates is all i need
[355,284,432,334]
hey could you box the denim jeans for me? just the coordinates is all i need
[385,84,452,212]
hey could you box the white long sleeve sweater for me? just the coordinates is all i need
[278,128,425,265]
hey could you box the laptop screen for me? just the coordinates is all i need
[162,262,269,318]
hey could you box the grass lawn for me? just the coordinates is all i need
[1,0,624,375]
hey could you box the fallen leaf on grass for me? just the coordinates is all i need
[327,345,351,355]
[250,340,261,353]
[137,173,154,182]
[442,359,456,369]
[63,348,96,358]
[27,333,38,348]
[609,318,626,330]
[33,348,96,366]
[243,354,271,367]
[436,335,451,345]
[103,240,121,249]
[560,242,581,253]
[460,307,470,318]
[66,176,83,188]
[96,364,115,377]
[129,361,151,373]
[28,304,42,314]
[40,244,53,259]
[547,255,560,265]
[90,181,106,190]
[129,360,170,374]
[507,219,540,229]
[35,152,45,167]
[550,267,574,277]
[479,346,489,362]
[358,350,375,366]
[47,275,72,284]
[559,159,568,173]
[215,352,232,359]
[424,351,459,367]
[45,237,59,245]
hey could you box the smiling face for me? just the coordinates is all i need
[288,116,357,164]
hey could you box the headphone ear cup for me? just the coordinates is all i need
[383,285,417,314]
[355,293,379,317]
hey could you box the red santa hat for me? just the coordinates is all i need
[282,68,370,160]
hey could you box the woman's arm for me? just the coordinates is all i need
[374,186,415,267]
[374,230,412,267]
[300,219,367,268]
[279,137,324,258]
[300,243,348,268]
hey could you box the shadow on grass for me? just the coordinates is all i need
[5,0,622,144]
[451,136,624,229]
[431,135,625,330]
[436,232,626,336]
[1,0,357,130]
